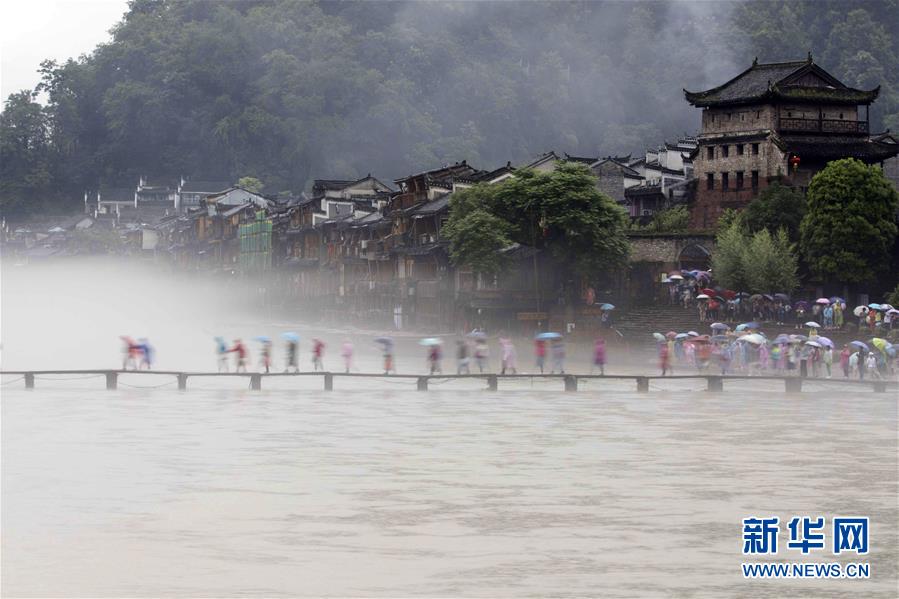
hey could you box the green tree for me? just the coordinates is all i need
[711,220,749,291]
[745,228,799,293]
[442,186,512,275]
[741,182,806,241]
[237,176,264,194]
[886,283,899,307]
[444,164,629,280]
[800,158,898,284]
[639,205,690,233]
[0,91,52,216]
[489,163,630,277]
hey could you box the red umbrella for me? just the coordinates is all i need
[708,300,720,310]
[722,290,736,300]
[701,288,716,296]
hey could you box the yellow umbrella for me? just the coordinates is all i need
[870,338,888,351]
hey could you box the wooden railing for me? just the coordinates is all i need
[778,118,869,134]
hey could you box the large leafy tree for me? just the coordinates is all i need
[0,91,53,216]
[800,158,898,284]
[741,182,806,241]
[711,221,749,291]
[444,163,629,278]
[442,188,513,276]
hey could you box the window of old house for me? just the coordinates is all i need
[727,113,732,121]
[706,173,714,190]
[756,110,761,119]
[736,171,744,189]
[751,143,759,155]
[741,113,745,121]
[751,170,759,189]
[721,172,729,190]
[722,145,729,158]
[737,144,744,155]
[787,111,793,117]
[707,146,714,160]
[839,112,844,119]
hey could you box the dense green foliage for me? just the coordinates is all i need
[886,283,899,306]
[633,205,690,233]
[713,221,798,294]
[444,163,629,277]
[2,0,898,217]
[740,182,807,241]
[442,194,513,275]
[800,158,898,284]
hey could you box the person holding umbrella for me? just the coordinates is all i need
[834,301,844,328]
[229,339,248,372]
[534,338,547,373]
[215,336,229,372]
[840,344,851,378]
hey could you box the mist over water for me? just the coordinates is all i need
[2,260,897,597]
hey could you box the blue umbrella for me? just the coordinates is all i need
[467,330,487,339]
[735,324,748,332]
[536,332,562,340]
[419,337,443,346]
[254,335,272,343]
[374,336,394,346]
[774,334,791,344]
[868,303,882,310]
[711,334,729,342]
[600,303,615,310]
[281,332,300,342]
[774,293,790,301]
[710,322,729,330]
[675,333,689,340]
[850,341,870,351]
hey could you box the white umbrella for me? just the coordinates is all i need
[805,321,820,328]
[696,294,710,300]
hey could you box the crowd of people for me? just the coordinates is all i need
[654,323,896,380]
[667,271,897,333]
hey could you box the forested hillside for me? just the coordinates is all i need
[2,0,897,216]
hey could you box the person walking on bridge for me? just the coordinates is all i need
[592,337,607,375]
[230,339,248,373]
[215,337,229,372]
[312,339,325,371]
[341,339,354,374]
[500,337,517,374]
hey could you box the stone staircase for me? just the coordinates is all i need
[612,304,707,341]
[612,304,882,346]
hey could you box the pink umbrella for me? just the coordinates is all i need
[815,298,830,305]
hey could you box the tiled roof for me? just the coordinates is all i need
[412,193,452,216]
[684,59,878,107]
[180,180,231,193]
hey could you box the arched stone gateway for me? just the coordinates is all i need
[678,243,711,271]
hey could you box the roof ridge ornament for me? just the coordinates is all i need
[807,51,813,63]
[752,56,758,66]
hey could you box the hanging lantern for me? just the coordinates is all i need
[789,155,801,172]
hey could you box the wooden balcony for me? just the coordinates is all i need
[778,118,869,135]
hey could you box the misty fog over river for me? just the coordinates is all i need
[2,260,897,596]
